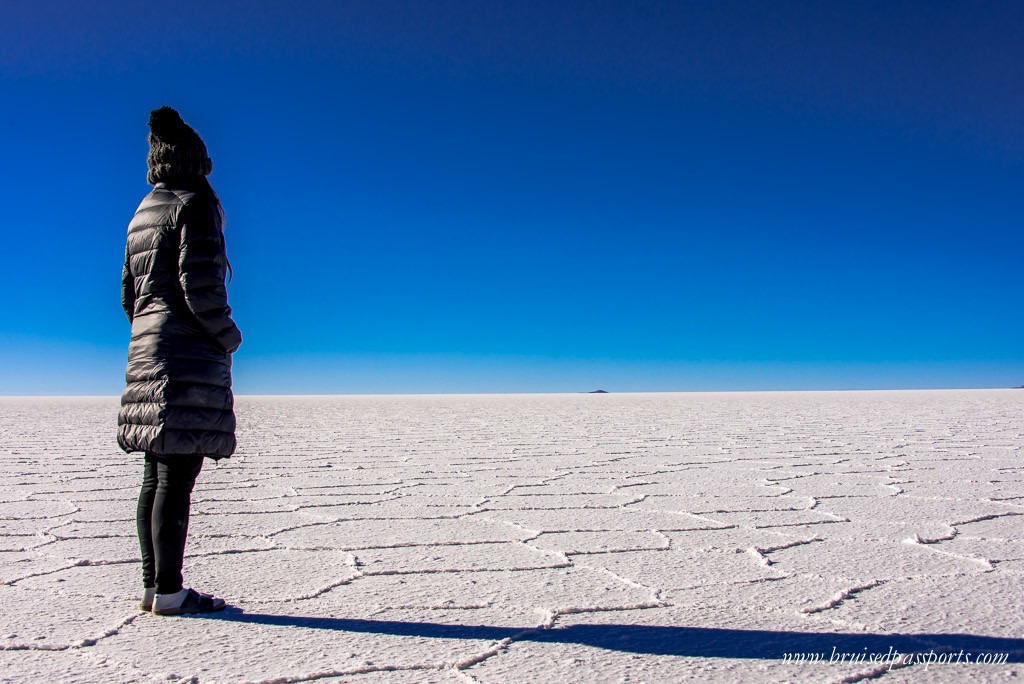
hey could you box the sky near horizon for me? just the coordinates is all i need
[1,0,1022,394]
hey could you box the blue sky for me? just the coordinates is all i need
[1,0,1021,394]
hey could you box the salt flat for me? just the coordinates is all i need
[1,390,1022,683]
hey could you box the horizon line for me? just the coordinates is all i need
[1,386,1022,399]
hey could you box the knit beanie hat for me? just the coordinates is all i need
[146,106,213,184]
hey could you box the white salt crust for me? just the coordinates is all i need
[1,390,1023,682]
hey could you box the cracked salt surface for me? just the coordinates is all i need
[1,390,1023,682]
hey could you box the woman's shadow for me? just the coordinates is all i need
[200,609,1024,662]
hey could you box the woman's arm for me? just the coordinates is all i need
[177,197,242,353]
[121,241,135,322]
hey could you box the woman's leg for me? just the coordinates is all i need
[136,453,159,590]
[152,455,204,595]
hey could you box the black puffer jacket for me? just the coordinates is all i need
[118,180,242,459]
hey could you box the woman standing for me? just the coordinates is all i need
[118,107,242,616]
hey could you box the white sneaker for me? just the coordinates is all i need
[151,588,189,614]
[139,587,156,612]
[152,588,227,616]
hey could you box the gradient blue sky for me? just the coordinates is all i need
[1,0,1021,394]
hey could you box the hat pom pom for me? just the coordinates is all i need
[148,106,187,141]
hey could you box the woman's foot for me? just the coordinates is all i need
[139,587,156,612]
[152,588,226,616]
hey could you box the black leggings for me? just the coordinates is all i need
[137,453,204,594]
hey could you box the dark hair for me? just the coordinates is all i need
[194,177,233,283]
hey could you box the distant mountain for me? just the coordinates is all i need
[588,390,609,393]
